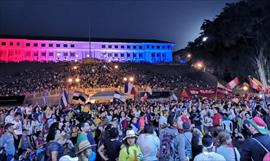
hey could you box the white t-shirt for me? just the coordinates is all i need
[137,134,160,161]
[25,106,32,115]
[5,115,14,124]
[12,120,23,135]
[194,152,226,161]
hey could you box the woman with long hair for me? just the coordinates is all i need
[45,122,64,161]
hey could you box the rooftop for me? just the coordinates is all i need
[0,35,175,44]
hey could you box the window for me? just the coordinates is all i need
[108,53,112,57]
[26,43,30,47]
[41,52,46,57]
[49,44,53,47]
[41,43,46,47]
[133,46,137,49]
[121,45,124,49]
[17,42,20,46]
[56,44,60,47]
[162,53,166,57]
[121,53,124,57]
[49,52,54,57]
[167,45,170,49]
[70,52,75,57]
[64,52,68,56]
[26,52,31,57]
[152,46,155,49]
[34,43,38,47]
[133,53,137,57]
[147,45,149,48]
[157,46,160,49]
[1,42,6,46]
[70,44,75,48]
[63,44,68,48]
[139,53,142,58]
[157,53,160,57]
[127,53,130,57]
[114,45,118,48]
[108,45,112,48]
[102,45,106,48]
[10,42,13,46]
[114,53,118,57]
[139,46,142,49]
[33,52,38,57]
[162,46,165,49]
[127,46,130,49]
[152,53,155,57]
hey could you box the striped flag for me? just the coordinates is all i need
[72,91,88,102]
[60,90,69,107]
[113,91,126,103]
[249,76,263,91]
[226,77,239,89]
[124,82,136,95]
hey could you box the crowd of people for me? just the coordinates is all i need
[0,60,211,96]
[0,95,270,161]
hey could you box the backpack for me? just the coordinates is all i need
[160,128,177,161]
[252,138,270,161]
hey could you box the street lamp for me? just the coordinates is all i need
[187,53,192,59]
[67,78,73,83]
[243,86,249,92]
[73,66,78,70]
[129,76,134,82]
[123,77,128,82]
[75,78,80,83]
[114,65,119,69]
[202,36,208,42]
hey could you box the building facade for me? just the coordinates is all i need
[0,37,175,63]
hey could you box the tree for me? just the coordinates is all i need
[187,0,270,82]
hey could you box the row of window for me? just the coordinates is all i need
[0,42,75,48]
[103,53,143,58]
[0,51,78,57]
[1,41,172,50]
[102,53,167,58]
[101,44,171,50]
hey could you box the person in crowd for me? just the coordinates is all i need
[98,127,122,161]
[137,124,160,161]
[18,129,34,156]
[13,112,23,149]
[159,112,178,161]
[222,114,234,134]
[191,128,203,161]
[240,116,270,161]
[118,129,143,161]
[173,120,193,161]
[77,122,96,152]
[4,109,15,124]
[194,134,226,161]
[0,123,16,161]
[216,131,240,161]
[76,138,96,161]
[45,122,64,161]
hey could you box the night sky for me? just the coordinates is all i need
[0,0,237,50]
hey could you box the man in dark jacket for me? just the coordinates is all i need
[240,116,270,161]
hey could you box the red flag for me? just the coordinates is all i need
[226,77,239,89]
[249,76,263,91]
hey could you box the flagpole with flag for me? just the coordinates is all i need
[226,77,239,90]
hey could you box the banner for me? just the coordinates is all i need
[180,88,231,99]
